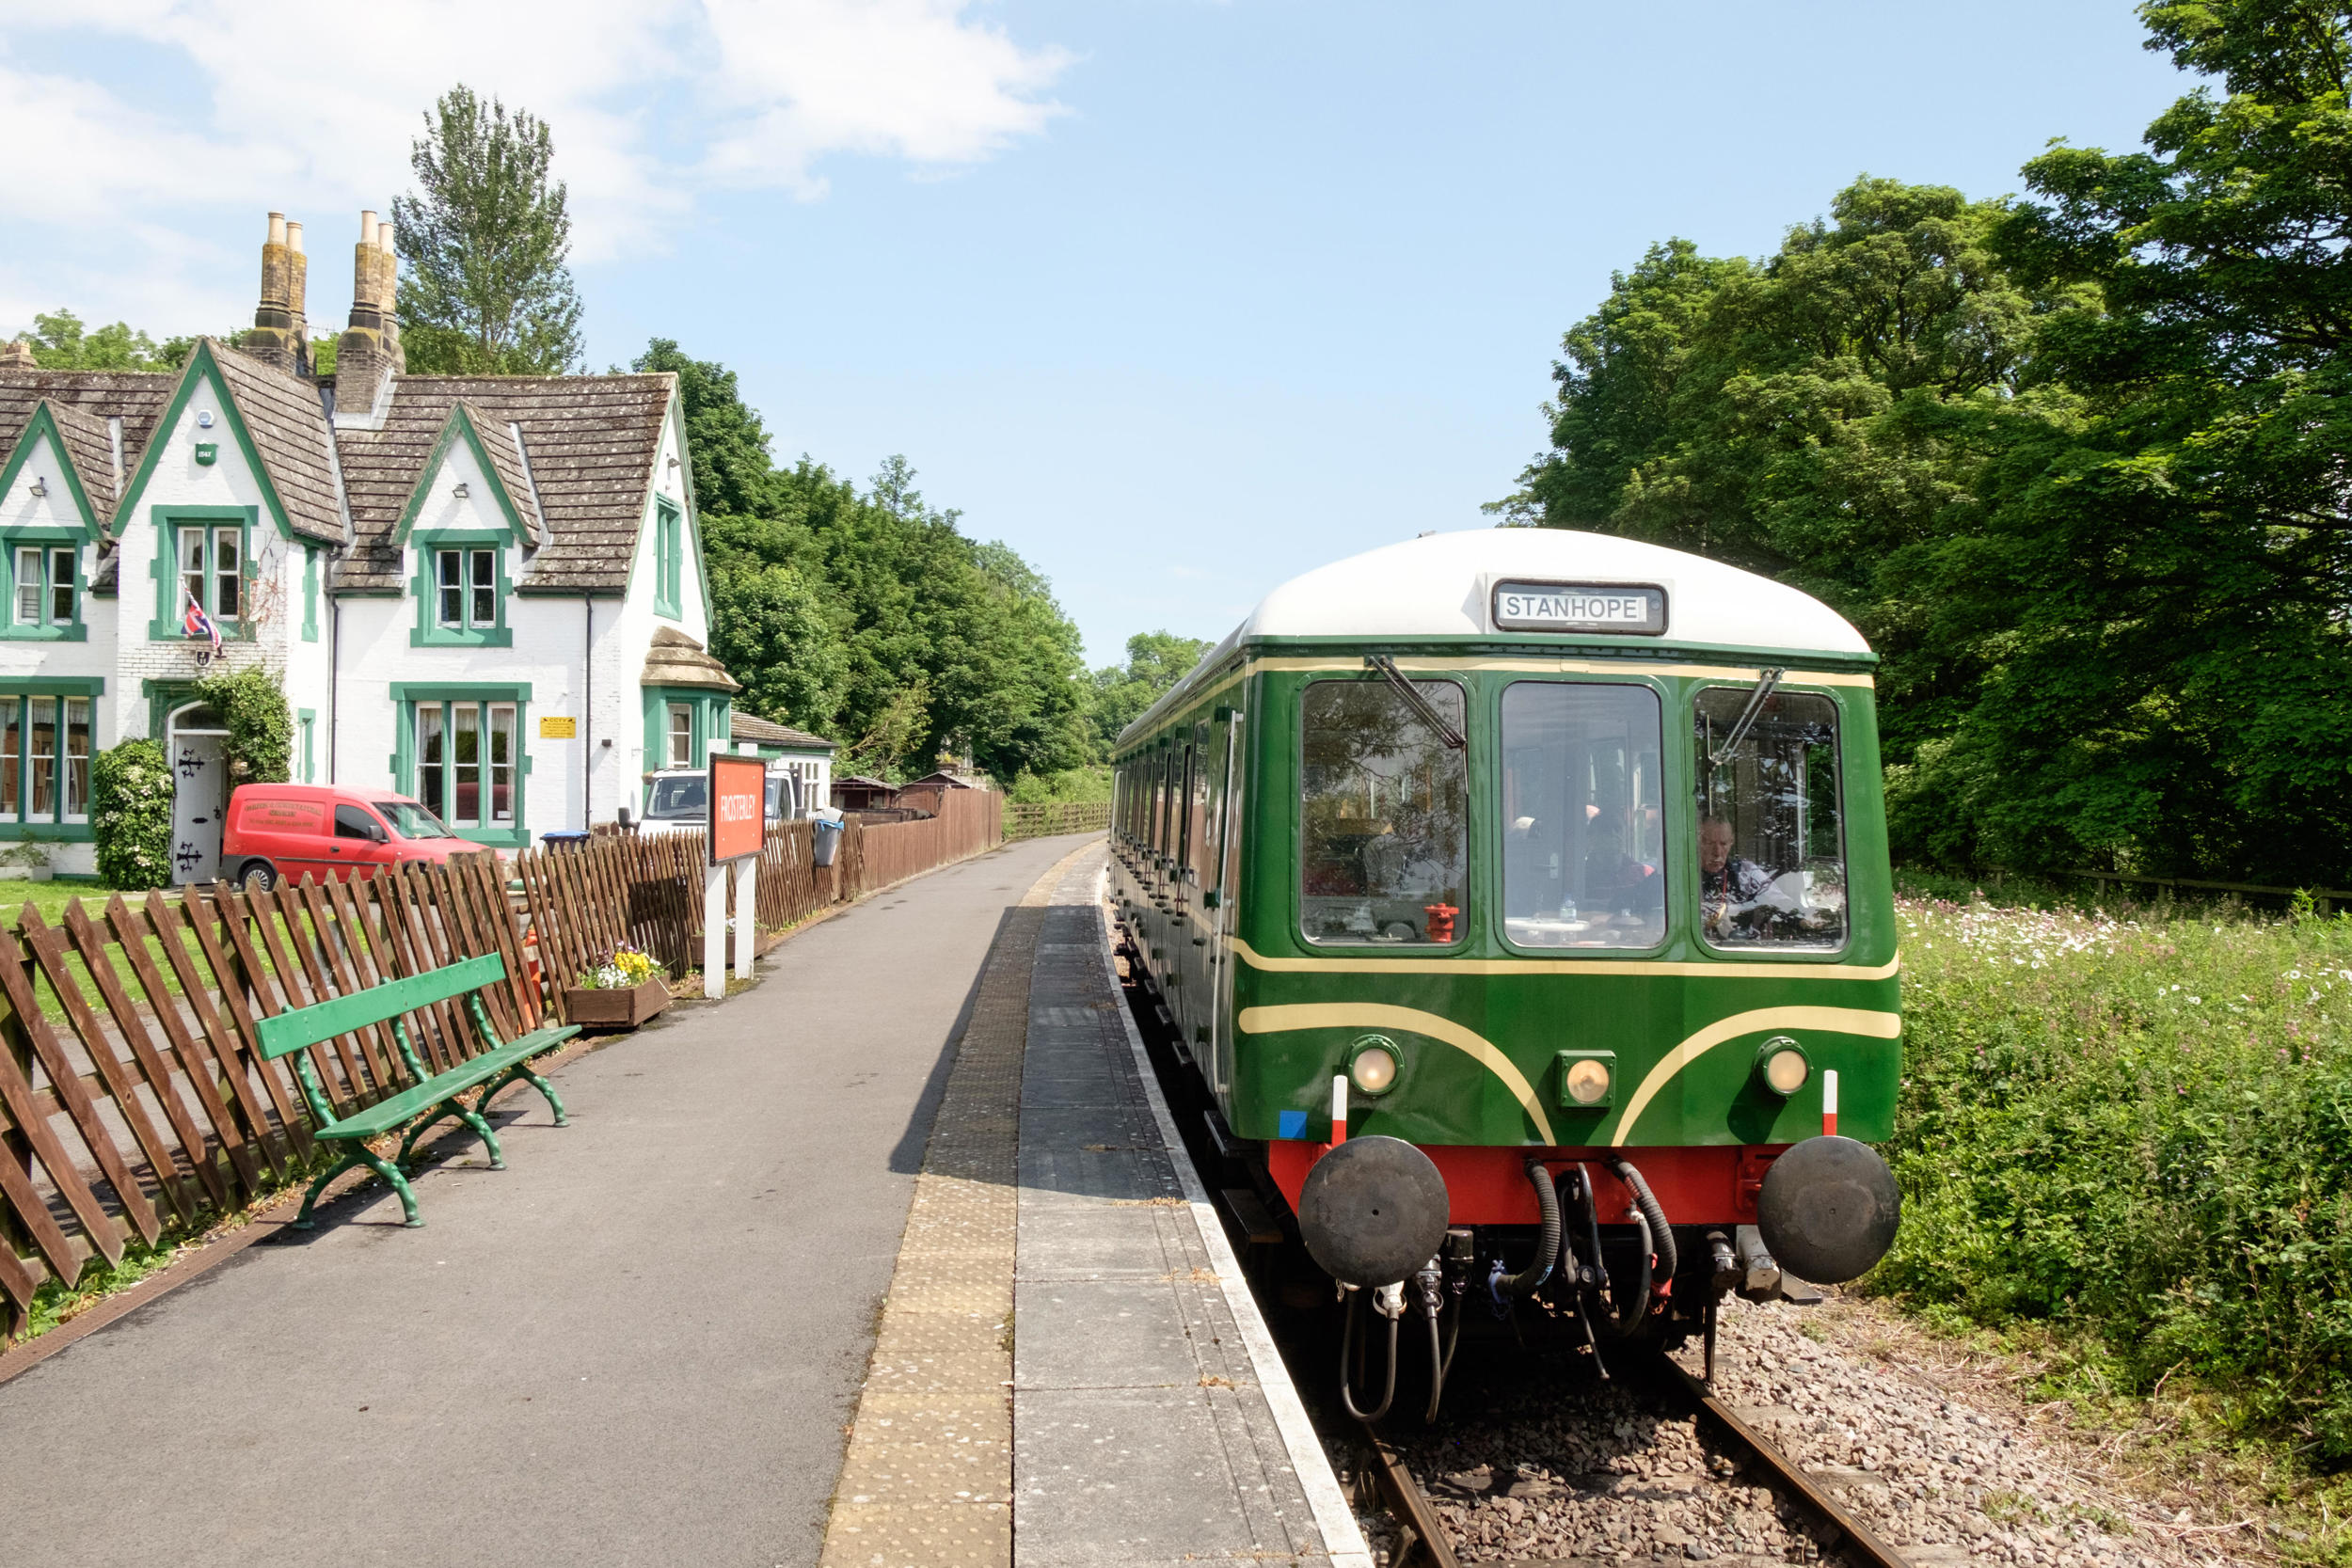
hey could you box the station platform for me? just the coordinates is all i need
[0,834,1360,1568]
[819,846,1367,1568]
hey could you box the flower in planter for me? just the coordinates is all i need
[575,944,664,990]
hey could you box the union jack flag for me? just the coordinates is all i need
[183,593,221,654]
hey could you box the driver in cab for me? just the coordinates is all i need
[1698,816,1776,939]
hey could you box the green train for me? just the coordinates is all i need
[1108,529,1901,1411]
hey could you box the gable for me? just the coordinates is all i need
[0,410,103,539]
[112,341,343,546]
[388,403,534,553]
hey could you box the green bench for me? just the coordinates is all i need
[255,952,579,1229]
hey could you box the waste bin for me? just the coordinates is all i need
[812,816,844,868]
[541,831,591,850]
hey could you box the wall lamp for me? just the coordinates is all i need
[453,482,469,499]
[27,478,45,498]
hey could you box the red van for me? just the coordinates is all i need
[223,784,485,891]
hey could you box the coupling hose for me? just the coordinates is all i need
[1494,1161,1559,1298]
[1605,1154,1677,1281]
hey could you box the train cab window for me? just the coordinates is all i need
[1299,678,1467,944]
[1499,683,1665,948]
[1693,687,1847,951]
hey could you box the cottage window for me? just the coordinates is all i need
[435,548,498,630]
[11,546,76,630]
[411,696,520,834]
[180,525,241,624]
[667,703,694,768]
[0,689,93,832]
[654,500,684,619]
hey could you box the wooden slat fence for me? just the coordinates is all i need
[0,852,537,1339]
[0,790,1004,1342]
[1005,800,1111,840]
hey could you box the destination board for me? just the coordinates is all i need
[1490,580,1666,636]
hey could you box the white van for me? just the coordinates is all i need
[629,765,837,838]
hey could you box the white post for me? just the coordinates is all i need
[732,855,757,981]
[703,860,727,1000]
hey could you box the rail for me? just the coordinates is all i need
[2065,867,2346,914]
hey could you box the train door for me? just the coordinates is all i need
[1206,705,1244,1099]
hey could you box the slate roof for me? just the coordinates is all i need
[730,711,836,752]
[0,369,174,529]
[0,352,676,600]
[211,343,346,545]
[333,373,672,594]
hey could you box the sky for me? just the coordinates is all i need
[0,1,2190,667]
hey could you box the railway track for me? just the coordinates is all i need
[1350,1347,1915,1568]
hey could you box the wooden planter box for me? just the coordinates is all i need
[564,976,671,1028]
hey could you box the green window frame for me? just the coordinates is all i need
[0,535,86,641]
[653,499,684,620]
[409,531,514,647]
[640,684,729,787]
[148,506,258,642]
[0,678,103,841]
[301,546,320,641]
[390,681,532,847]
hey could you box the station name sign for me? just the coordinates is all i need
[1490,580,1667,636]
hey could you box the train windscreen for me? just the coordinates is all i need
[1299,679,1467,944]
[1499,682,1665,948]
[1693,687,1847,950]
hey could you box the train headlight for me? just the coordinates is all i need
[1754,1037,1810,1098]
[1554,1050,1615,1109]
[1348,1037,1400,1095]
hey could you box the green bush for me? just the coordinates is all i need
[1005,766,1112,804]
[1874,893,2352,1456]
[91,738,174,890]
[193,665,292,784]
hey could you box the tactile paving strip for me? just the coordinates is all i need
[818,844,1094,1568]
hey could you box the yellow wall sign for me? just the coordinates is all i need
[538,716,578,739]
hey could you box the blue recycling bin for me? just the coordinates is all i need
[812,817,844,868]
[541,831,591,850]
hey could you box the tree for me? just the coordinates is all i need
[1499,178,2079,776]
[643,339,1094,783]
[1927,0,2352,884]
[1088,631,1213,755]
[393,85,583,374]
[12,309,176,370]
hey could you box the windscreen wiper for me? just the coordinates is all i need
[1365,654,1466,750]
[1709,667,1786,766]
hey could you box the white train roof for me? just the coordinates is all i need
[1240,528,1867,651]
[1120,530,1868,749]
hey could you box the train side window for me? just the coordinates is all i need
[1499,682,1665,948]
[1298,678,1468,945]
[1692,687,1847,951]
[1175,740,1196,872]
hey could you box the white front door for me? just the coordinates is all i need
[169,733,226,885]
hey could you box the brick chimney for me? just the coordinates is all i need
[376,218,405,373]
[246,213,300,373]
[336,209,389,404]
[286,219,310,373]
[0,340,35,371]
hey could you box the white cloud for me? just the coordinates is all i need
[0,0,1072,331]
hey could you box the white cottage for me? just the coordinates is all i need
[0,209,784,883]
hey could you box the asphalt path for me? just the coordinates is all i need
[0,832,1098,1568]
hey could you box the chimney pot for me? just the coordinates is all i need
[286,219,304,254]
[359,209,378,240]
[377,219,394,255]
[267,212,287,246]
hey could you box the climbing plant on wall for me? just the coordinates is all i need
[193,666,293,784]
[91,738,174,890]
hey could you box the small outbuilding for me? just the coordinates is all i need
[729,711,835,817]
[832,775,900,812]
